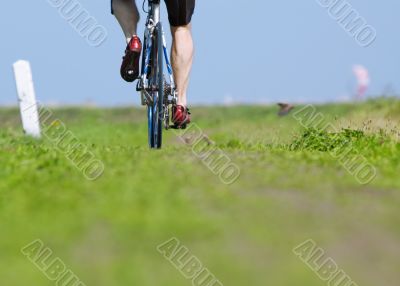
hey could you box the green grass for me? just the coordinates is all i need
[1,98,400,286]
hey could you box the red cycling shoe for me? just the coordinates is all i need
[172,105,191,128]
[120,36,142,82]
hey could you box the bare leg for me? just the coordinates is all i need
[112,0,140,43]
[171,24,194,107]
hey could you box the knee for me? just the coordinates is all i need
[171,24,192,38]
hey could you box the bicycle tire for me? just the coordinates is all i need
[147,23,165,149]
[145,33,155,148]
[155,23,165,149]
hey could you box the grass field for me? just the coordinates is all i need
[1,98,400,286]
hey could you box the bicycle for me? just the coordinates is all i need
[136,0,181,149]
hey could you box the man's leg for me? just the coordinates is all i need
[171,24,194,107]
[112,0,142,82]
[112,0,140,43]
[165,0,195,127]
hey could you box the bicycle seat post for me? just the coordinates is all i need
[148,0,161,24]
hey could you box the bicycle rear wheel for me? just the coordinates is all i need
[147,23,165,149]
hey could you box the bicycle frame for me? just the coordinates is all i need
[138,0,176,105]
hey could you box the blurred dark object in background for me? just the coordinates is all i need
[278,103,295,116]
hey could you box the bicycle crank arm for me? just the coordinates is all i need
[141,90,153,105]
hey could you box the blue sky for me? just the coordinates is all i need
[1,0,399,106]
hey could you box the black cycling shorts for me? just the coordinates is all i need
[111,0,195,27]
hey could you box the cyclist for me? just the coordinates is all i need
[111,0,195,126]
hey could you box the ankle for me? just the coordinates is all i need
[177,100,187,107]
[126,34,139,44]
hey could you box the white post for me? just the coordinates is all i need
[13,60,41,138]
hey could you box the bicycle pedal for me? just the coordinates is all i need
[140,93,146,106]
